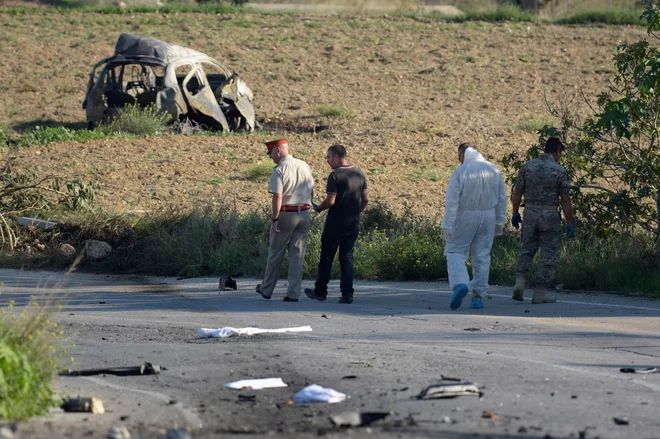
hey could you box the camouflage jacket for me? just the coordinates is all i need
[514,154,570,207]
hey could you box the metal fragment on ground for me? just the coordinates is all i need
[330,411,390,427]
[59,362,161,376]
[61,397,105,414]
[620,367,659,374]
[416,383,483,399]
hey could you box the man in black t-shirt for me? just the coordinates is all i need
[305,144,369,304]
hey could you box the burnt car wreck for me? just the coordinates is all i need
[83,34,256,132]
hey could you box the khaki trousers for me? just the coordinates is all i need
[260,210,311,299]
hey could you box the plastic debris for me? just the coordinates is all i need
[198,326,312,339]
[613,417,630,426]
[293,384,347,404]
[330,411,390,427]
[417,383,483,399]
[620,367,659,374]
[482,410,497,420]
[61,397,105,414]
[107,426,131,439]
[225,378,287,390]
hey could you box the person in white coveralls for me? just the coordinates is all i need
[441,142,507,310]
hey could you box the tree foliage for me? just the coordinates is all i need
[503,2,660,244]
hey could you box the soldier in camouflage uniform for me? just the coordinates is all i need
[510,137,575,304]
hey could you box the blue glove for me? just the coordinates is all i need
[566,224,575,239]
[511,213,522,229]
[312,202,320,212]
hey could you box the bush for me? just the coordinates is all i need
[99,104,171,136]
[317,104,354,119]
[0,297,65,420]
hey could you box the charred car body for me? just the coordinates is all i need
[83,34,256,131]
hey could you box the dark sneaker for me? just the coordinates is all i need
[283,296,299,302]
[304,288,327,301]
[255,284,271,300]
[338,296,353,304]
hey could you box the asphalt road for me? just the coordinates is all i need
[1,268,659,439]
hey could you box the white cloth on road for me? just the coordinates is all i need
[224,378,288,390]
[198,326,312,338]
[441,147,507,295]
[293,384,347,404]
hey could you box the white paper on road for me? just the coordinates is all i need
[198,326,312,338]
[224,378,288,390]
[293,384,347,404]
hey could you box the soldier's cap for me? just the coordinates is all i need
[264,139,287,155]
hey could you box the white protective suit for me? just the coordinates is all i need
[441,147,507,296]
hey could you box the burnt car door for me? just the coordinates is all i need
[181,63,229,131]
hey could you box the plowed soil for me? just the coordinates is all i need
[0,12,646,217]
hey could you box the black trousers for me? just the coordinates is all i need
[314,228,359,298]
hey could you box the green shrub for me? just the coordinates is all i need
[0,297,65,420]
[245,162,274,181]
[317,104,354,119]
[18,126,77,146]
[451,5,536,23]
[0,128,10,148]
[99,104,171,136]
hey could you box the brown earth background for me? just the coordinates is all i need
[0,8,647,219]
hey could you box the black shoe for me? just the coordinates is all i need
[256,284,271,300]
[338,296,353,304]
[283,296,299,302]
[304,288,327,301]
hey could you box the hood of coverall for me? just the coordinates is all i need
[463,147,486,164]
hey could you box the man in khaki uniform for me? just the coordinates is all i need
[511,137,575,304]
[256,139,315,302]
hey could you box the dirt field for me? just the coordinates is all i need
[0,11,647,218]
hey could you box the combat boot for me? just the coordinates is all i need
[531,287,557,304]
[512,276,526,301]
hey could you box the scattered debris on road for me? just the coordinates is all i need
[107,426,131,439]
[330,411,390,427]
[482,410,497,420]
[160,428,191,439]
[416,383,483,399]
[218,276,237,291]
[224,378,288,390]
[341,375,358,380]
[59,362,161,376]
[198,325,312,338]
[620,367,659,374]
[293,384,347,404]
[61,397,105,414]
[464,328,481,332]
[237,394,257,402]
[613,417,630,425]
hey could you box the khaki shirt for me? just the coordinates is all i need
[514,154,570,208]
[268,155,314,205]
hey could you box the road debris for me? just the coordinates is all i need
[59,362,161,376]
[237,394,257,402]
[160,429,191,439]
[61,397,105,414]
[482,410,497,420]
[330,411,390,427]
[341,375,357,380]
[613,417,630,425]
[464,328,481,332]
[620,367,659,374]
[218,276,237,290]
[107,426,131,439]
[293,384,347,404]
[416,383,483,399]
[225,378,287,390]
[199,325,312,338]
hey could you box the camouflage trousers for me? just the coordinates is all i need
[515,208,562,287]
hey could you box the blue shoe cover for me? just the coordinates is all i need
[450,283,469,310]
[469,299,484,309]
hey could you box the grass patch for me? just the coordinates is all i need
[447,5,536,23]
[558,9,644,25]
[245,162,273,181]
[517,114,555,132]
[0,297,65,420]
[98,104,171,136]
[317,104,354,119]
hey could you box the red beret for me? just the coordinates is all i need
[265,139,287,154]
